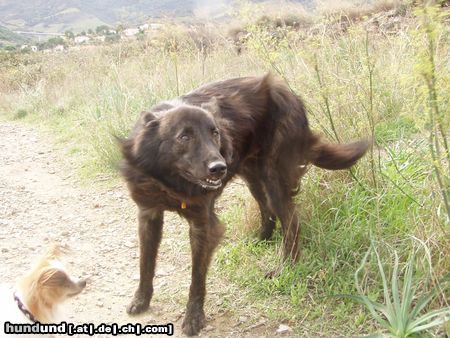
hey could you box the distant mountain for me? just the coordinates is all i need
[0,0,316,35]
[0,0,199,33]
[0,25,30,46]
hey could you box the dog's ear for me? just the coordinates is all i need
[217,118,233,164]
[38,268,69,288]
[221,134,233,165]
[116,136,135,164]
[141,111,160,128]
[42,244,69,261]
[201,97,220,115]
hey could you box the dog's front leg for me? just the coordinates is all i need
[182,213,224,336]
[127,208,164,315]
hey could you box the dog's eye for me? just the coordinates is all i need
[212,129,219,137]
[179,134,190,141]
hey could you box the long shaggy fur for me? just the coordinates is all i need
[120,73,369,336]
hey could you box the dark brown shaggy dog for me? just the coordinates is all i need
[119,74,369,336]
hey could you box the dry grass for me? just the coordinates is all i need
[0,2,448,336]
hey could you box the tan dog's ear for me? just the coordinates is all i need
[29,244,69,272]
[44,243,70,260]
[38,268,69,288]
[201,97,220,115]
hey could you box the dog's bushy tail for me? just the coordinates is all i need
[310,138,370,170]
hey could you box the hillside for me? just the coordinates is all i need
[0,0,204,33]
[0,0,316,33]
[0,25,30,46]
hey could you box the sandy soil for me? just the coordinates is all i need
[0,122,286,337]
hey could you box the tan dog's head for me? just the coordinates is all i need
[18,244,86,322]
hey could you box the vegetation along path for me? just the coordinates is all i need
[0,121,283,337]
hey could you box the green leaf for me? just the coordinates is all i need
[408,310,450,333]
[408,307,450,329]
[391,249,403,332]
[336,294,391,321]
[373,242,395,326]
[401,251,416,324]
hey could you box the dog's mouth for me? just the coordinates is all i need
[181,172,222,190]
[199,178,222,190]
[67,289,83,297]
[67,279,87,297]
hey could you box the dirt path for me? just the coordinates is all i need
[0,122,279,337]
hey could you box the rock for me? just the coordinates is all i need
[203,325,214,332]
[156,267,173,277]
[239,316,248,323]
[276,324,292,334]
[124,240,136,248]
[247,319,267,330]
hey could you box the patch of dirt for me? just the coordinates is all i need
[0,122,283,337]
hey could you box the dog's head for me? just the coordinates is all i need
[19,244,86,321]
[121,98,233,191]
[34,261,87,302]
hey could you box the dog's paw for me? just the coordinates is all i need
[259,228,273,241]
[126,296,150,315]
[258,219,276,241]
[182,311,206,336]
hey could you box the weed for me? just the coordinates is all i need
[343,239,449,337]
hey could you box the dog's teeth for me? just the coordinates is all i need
[201,179,222,189]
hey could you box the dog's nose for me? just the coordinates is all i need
[208,161,227,177]
[78,279,87,289]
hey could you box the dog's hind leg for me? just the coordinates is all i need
[264,167,301,263]
[127,208,163,315]
[182,210,225,336]
[241,171,277,240]
[278,200,300,262]
[240,161,277,240]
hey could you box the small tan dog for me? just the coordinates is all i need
[0,244,86,337]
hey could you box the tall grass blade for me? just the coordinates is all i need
[372,242,395,325]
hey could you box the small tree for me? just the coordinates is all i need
[96,25,110,35]
[47,37,65,48]
[4,45,16,52]
[64,30,74,39]
[116,24,125,34]
[105,34,120,43]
